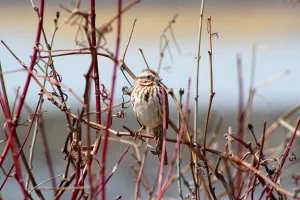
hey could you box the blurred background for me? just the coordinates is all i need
[0,0,300,199]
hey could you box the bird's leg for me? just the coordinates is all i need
[152,131,160,144]
[150,136,161,155]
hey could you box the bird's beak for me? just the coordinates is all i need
[157,77,163,82]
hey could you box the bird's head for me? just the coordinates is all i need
[135,68,162,86]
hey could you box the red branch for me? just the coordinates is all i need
[251,121,267,199]
[266,117,300,198]
[0,0,45,166]
[157,78,191,199]
[97,145,130,194]
[100,0,122,199]
[0,1,45,199]
[89,0,101,198]
[158,87,168,191]
[0,95,42,190]
[90,0,101,126]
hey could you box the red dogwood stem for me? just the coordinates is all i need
[100,0,122,199]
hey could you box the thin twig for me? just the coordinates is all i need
[135,136,149,200]
[194,1,205,198]
[157,40,169,74]
[258,103,300,142]
[202,16,217,200]
[244,43,256,142]
[177,88,184,200]
[122,19,137,60]
[138,48,150,69]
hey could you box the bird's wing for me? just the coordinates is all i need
[160,87,169,129]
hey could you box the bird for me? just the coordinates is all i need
[131,68,169,165]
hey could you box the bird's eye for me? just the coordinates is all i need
[146,75,151,79]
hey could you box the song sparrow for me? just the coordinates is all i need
[131,69,169,165]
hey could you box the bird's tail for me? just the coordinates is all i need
[153,125,168,165]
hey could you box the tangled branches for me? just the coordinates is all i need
[0,1,299,200]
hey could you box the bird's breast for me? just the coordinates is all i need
[131,86,162,128]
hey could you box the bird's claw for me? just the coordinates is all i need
[133,130,142,141]
[133,125,145,141]
[150,149,160,155]
[150,137,161,155]
[152,136,161,149]
[152,135,159,142]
